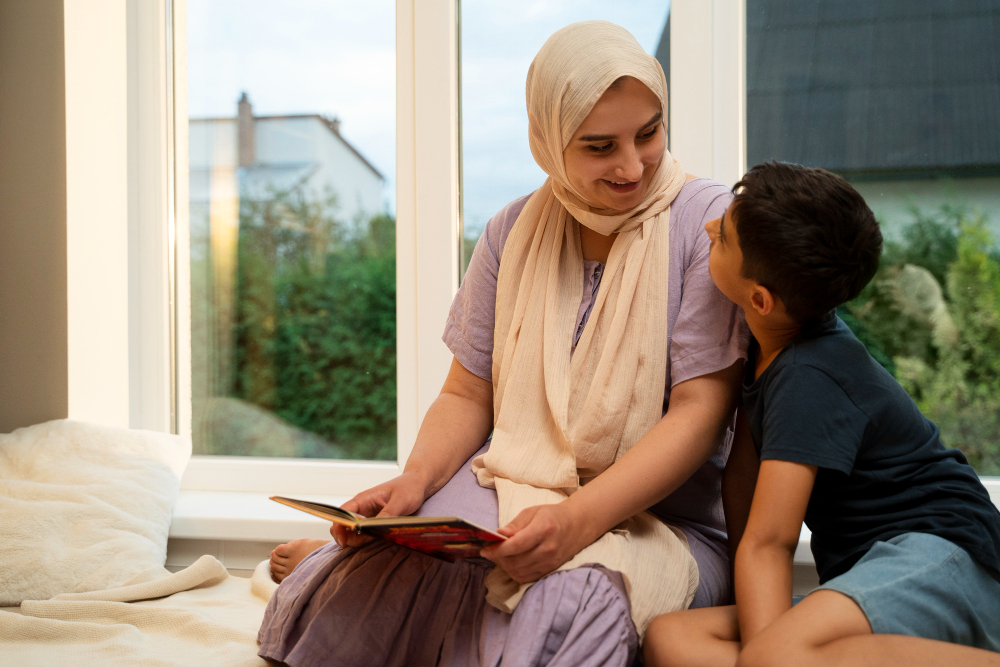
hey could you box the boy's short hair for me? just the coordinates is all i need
[732,161,883,323]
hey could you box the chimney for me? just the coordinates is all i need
[329,116,341,135]
[237,92,255,167]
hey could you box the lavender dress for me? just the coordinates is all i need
[258,179,748,667]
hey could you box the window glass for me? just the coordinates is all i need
[746,0,1000,475]
[459,1,671,273]
[187,1,396,460]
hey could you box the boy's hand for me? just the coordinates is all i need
[332,471,428,548]
[480,503,587,583]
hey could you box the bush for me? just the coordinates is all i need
[844,206,1000,474]
[229,189,397,461]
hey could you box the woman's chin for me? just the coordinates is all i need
[596,183,645,210]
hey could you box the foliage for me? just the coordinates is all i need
[229,187,396,460]
[844,205,1000,474]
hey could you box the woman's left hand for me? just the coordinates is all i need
[480,503,590,584]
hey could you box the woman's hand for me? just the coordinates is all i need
[332,471,428,548]
[480,502,590,584]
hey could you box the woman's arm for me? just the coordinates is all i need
[734,459,815,641]
[483,360,743,582]
[334,357,493,546]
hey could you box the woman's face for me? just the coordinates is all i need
[563,76,665,212]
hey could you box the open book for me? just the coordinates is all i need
[270,495,505,562]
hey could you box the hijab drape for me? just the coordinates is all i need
[471,21,699,635]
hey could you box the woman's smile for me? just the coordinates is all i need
[603,178,642,193]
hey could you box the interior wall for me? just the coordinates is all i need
[0,0,70,433]
[0,0,131,434]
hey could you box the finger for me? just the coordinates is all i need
[497,507,539,537]
[489,549,549,584]
[490,522,548,558]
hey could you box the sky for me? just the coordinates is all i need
[186,0,670,232]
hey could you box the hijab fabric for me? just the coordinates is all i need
[471,21,698,635]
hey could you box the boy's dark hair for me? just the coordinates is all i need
[732,161,883,323]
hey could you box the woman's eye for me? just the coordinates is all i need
[640,125,658,140]
[587,143,613,153]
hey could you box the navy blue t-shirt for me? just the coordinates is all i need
[742,311,1000,583]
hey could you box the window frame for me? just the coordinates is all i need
[126,0,459,498]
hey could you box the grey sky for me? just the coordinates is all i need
[186,0,669,224]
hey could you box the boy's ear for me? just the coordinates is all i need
[749,284,777,317]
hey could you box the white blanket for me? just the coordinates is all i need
[0,555,278,666]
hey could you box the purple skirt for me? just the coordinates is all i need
[258,445,729,667]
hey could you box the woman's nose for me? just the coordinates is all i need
[614,144,644,182]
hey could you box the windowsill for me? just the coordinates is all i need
[169,490,819,565]
[169,490,349,543]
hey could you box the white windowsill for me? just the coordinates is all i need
[169,490,349,543]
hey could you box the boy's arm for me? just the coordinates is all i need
[734,459,816,642]
[722,407,759,568]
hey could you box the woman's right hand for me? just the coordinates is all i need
[331,471,428,548]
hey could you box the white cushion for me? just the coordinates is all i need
[0,420,191,605]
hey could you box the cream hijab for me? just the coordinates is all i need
[471,21,698,635]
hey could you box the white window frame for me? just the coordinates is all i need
[127,0,998,507]
[128,0,459,498]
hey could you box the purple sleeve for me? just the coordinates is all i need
[442,195,530,381]
[669,185,750,387]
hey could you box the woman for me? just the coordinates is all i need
[259,20,747,667]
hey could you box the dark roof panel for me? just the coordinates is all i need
[746,0,1000,174]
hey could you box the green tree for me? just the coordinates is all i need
[229,187,397,460]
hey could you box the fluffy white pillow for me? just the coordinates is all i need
[0,419,191,605]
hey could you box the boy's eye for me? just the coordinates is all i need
[587,143,613,153]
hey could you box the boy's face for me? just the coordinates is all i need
[705,204,752,308]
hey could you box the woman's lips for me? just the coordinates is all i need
[603,178,641,193]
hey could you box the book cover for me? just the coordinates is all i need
[270,495,505,562]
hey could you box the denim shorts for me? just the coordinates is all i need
[813,532,1000,652]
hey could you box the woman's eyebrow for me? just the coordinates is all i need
[577,111,663,142]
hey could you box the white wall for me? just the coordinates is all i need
[853,176,1000,241]
[0,0,131,433]
[64,0,131,428]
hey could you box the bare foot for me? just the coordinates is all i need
[270,538,330,583]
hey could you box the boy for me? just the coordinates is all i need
[644,161,1000,667]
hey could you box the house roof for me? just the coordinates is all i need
[190,113,384,180]
[656,0,1000,177]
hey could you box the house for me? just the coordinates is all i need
[189,92,384,225]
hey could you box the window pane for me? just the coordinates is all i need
[459,1,671,274]
[187,1,396,460]
[746,1,1000,475]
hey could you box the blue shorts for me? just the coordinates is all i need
[812,532,1000,652]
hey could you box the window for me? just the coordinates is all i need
[186,1,397,461]
[459,1,671,273]
[745,0,1000,476]
[169,0,459,498]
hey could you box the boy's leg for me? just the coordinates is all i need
[644,606,740,667]
[739,589,1000,667]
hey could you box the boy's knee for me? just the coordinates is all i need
[643,612,704,667]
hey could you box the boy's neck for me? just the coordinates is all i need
[745,311,801,379]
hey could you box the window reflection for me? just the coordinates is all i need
[187,1,396,460]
